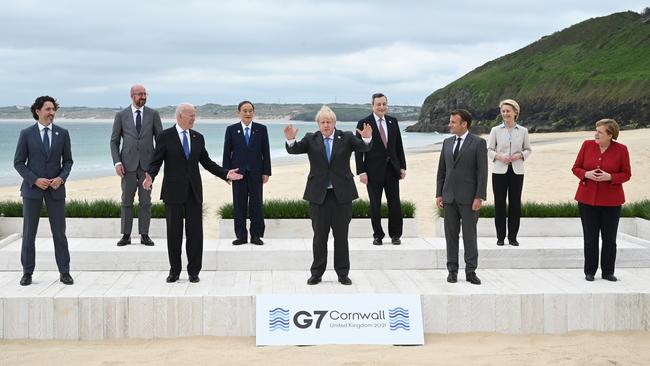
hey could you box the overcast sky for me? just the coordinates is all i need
[0,1,646,107]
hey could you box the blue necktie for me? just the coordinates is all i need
[325,137,332,162]
[182,131,190,159]
[245,126,250,146]
[136,110,142,134]
[43,127,50,156]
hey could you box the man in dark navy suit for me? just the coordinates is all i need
[14,96,74,286]
[355,93,407,246]
[144,103,242,283]
[222,101,271,245]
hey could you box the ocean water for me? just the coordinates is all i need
[1,119,445,186]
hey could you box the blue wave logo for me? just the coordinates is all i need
[268,307,290,332]
[388,307,410,331]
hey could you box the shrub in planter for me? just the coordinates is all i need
[0,199,167,218]
[218,199,416,219]
[437,200,650,219]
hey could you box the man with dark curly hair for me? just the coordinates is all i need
[14,96,74,286]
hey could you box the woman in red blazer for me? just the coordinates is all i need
[572,119,631,282]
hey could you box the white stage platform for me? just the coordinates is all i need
[1,230,649,339]
[0,269,649,339]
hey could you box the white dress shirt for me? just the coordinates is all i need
[37,122,52,143]
[373,113,389,141]
[452,130,470,152]
[131,104,143,127]
[175,124,191,152]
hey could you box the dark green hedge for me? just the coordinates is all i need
[437,200,650,220]
[0,199,166,218]
[218,199,416,219]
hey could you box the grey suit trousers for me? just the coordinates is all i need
[444,201,479,274]
[121,167,152,235]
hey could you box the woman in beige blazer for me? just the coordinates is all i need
[487,99,532,246]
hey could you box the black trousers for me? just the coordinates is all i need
[366,164,402,239]
[232,173,265,240]
[492,165,524,241]
[165,189,203,277]
[21,194,70,274]
[579,203,621,277]
[308,190,352,277]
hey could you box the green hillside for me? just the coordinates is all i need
[408,10,650,133]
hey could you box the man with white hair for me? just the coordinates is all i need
[285,105,373,286]
[144,103,243,283]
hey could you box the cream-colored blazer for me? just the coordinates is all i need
[487,123,532,175]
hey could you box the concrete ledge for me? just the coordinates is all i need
[0,218,166,238]
[218,218,418,238]
[435,217,647,239]
[1,236,649,271]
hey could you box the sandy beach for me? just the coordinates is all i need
[1,331,650,365]
[1,128,649,364]
[1,128,648,237]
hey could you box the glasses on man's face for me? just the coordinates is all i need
[133,92,148,97]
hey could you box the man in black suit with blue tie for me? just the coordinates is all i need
[14,96,74,286]
[143,103,243,283]
[222,101,271,245]
[285,106,373,285]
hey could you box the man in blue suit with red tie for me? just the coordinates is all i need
[222,101,271,245]
[14,96,74,286]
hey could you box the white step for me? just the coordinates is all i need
[1,236,649,271]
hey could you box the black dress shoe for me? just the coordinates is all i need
[585,274,595,282]
[338,276,352,285]
[446,272,457,283]
[466,272,481,285]
[189,275,200,283]
[232,238,247,245]
[251,237,264,245]
[496,240,505,246]
[117,234,131,246]
[166,273,180,283]
[602,274,618,282]
[60,273,74,285]
[509,240,519,246]
[307,275,322,285]
[373,238,382,246]
[20,273,32,286]
[391,237,401,245]
[140,234,155,246]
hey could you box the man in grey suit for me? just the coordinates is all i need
[110,84,163,246]
[436,109,487,285]
[14,96,74,286]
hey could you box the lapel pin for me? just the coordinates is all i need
[55,131,59,135]
[237,130,241,133]
[338,135,341,139]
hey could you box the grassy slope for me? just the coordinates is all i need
[415,11,650,131]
